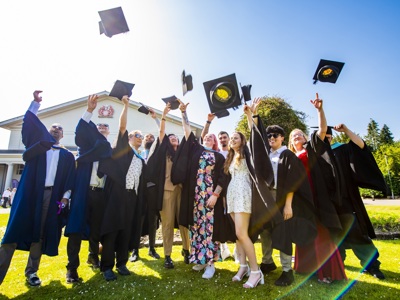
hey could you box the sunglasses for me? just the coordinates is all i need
[97,123,109,128]
[52,125,63,130]
[130,133,144,139]
[267,133,281,139]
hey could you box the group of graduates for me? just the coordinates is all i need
[0,90,387,290]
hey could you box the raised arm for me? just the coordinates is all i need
[333,123,364,149]
[179,100,191,140]
[159,103,171,141]
[201,113,216,140]
[245,97,262,129]
[310,93,327,140]
[148,107,160,129]
[119,96,129,134]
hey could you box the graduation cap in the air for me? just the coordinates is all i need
[109,80,135,100]
[138,102,150,115]
[203,73,241,114]
[240,84,252,102]
[98,7,130,38]
[214,110,230,118]
[310,126,333,135]
[313,59,345,84]
[162,95,180,110]
[182,70,193,96]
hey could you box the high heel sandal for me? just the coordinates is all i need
[243,269,264,288]
[232,264,250,282]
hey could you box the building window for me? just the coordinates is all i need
[16,164,24,175]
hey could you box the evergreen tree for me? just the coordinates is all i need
[364,118,380,151]
[379,124,394,145]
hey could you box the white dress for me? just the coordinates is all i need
[227,155,252,214]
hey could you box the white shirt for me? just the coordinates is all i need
[219,149,229,159]
[29,101,71,199]
[269,145,287,189]
[2,190,11,198]
[126,153,142,192]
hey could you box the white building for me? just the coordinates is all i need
[0,91,203,191]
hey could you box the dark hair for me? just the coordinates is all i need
[218,131,229,137]
[266,125,285,136]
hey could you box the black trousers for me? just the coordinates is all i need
[100,190,137,271]
[130,209,158,251]
[66,188,106,270]
[2,197,9,208]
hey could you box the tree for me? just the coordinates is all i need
[364,118,380,151]
[379,124,394,145]
[235,96,307,140]
[331,132,350,144]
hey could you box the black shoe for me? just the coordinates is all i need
[103,269,117,281]
[66,269,80,284]
[129,249,140,262]
[148,248,161,259]
[365,267,385,279]
[116,265,131,276]
[26,273,41,286]
[87,256,100,269]
[260,262,277,274]
[164,256,174,269]
[181,249,190,264]
[275,270,294,286]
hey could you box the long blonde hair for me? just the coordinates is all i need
[224,132,247,174]
[288,128,307,153]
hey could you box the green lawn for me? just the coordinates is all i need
[0,212,399,300]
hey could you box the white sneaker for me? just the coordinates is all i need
[221,243,232,260]
[202,264,215,279]
[192,264,207,271]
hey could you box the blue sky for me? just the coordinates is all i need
[1,0,399,148]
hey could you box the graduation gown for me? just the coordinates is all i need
[98,130,145,236]
[255,116,316,255]
[305,131,342,232]
[2,110,75,256]
[332,141,386,243]
[171,132,234,242]
[64,119,112,238]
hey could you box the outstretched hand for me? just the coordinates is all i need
[33,90,43,103]
[162,103,171,116]
[87,94,99,113]
[179,100,189,112]
[333,123,348,133]
[250,97,262,114]
[121,95,129,105]
[207,113,216,122]
[310,93,323,110]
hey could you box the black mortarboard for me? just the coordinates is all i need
[313,59,345,84]
[214,110,230,118]
[240,84,252,102]
[162,95,180,110]
[109,80,135,100]
[311,126,333,135]
[182,70,193,96]
[138,102,150,115]
[203,73,241,113]
[98,7,130,38]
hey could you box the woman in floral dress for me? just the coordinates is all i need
[171,101,228,280]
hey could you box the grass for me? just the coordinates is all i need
[0,211,399,299]
[366,206,400,232]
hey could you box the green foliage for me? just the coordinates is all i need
[372,142,400,197]
[359,188,385,199]
[365,118,380,151]
[366,206,400,232]
[379,124,394,145]
[235,96,307,140]
[332,132,350,144]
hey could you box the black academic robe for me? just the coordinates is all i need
[2,110,75,256]
[255,116,316,255]
[305,131,342,232]
[98,130,145,236]
[332,141,386,243]
[145,135,171,212]
[171,132,234,242]
[64,119,112,238]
